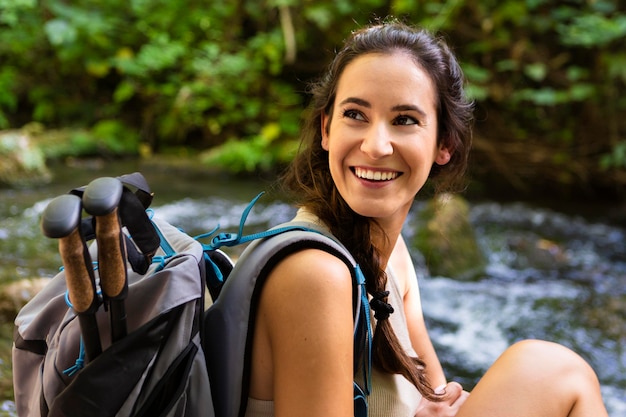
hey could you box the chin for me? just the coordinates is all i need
[349,202,395,220]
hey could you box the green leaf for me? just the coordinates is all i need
[113,80,136,103]
[0,0,36,26]
[568,83,595,101]
[44,19,77,46]
[558,14,626,47]
[524,62,547,82]
[462,63,491,83]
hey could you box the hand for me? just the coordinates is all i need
[415,382,469,417]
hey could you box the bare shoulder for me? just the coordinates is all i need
[264,248,354,303]
[252,248,355,413]
[257,248,355,338]
[388,234,416,297]
[390,234,411,272]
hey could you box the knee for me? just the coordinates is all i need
[505,339,600,387]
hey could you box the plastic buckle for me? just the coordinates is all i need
[211,232,240,248]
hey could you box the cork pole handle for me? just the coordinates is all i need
[83,177,128,342]
[94,208,127,299]
[42,194,102,361]
[59,228,96,313]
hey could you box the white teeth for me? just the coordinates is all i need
[354,167,398,181]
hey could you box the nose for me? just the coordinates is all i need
[360,123,393,159]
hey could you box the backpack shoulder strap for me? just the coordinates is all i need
[203,220,371,417]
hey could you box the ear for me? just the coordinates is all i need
[435,146,451,165]
[321,113,330,151]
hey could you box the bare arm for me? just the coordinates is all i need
[390,235,472,416]
[389,234,446,387]
[251,248,355,417]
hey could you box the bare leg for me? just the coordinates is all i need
[456,339,608,417]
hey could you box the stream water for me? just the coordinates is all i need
[1,160,624,415]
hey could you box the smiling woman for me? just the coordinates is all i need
[242,19,609,417]
[321,51,447,228]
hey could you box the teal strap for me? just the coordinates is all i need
[146,208,187,272]
[195,192,314,251]
[354,382,368,417]
[355,264,373,396]
[63,337,86,376]
[195,192,325,288]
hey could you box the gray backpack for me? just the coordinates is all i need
[12,173,371,417]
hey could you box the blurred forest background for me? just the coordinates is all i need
[1,0,625,202]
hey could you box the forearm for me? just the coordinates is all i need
[414,333,446,387]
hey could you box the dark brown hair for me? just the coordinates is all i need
[281,20,473,400]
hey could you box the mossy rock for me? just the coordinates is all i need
[0,130,51,188]
[412,194,486,280]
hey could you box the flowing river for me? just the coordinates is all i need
[1,161,624,415]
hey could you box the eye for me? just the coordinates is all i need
[393,114,419,126]
[342,109,366,121]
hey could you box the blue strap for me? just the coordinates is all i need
[195,192,317,250]
[353,382,368,417]
[145,208,187,272]
[195,192,326,288]
[204,251,225,285]
[63,337,86,376]
[355,264,373,397]
[146,209,176,257]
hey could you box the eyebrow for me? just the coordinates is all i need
[339,97,427,118]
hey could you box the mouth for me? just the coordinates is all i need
[353,167,401,181]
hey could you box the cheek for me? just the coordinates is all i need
[406,143,439,175]
[325,140,354,188]
[326,146,344,176]
[324,124,350,158]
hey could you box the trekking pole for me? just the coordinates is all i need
[42,194,102,362]
[83,177,129,343]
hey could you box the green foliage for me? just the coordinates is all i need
[0,0,307,167]
[601,141,626,170]
[0,68,16,128]
[557,13,626,47]
[0,0,624,188]
[201,122,299,173]
[34,124,138,159]
[92,119,140,154]
[426,0,625,195]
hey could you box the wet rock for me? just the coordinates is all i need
[412,193,487,280]
[0,129,51,188]
[0,278,49,322]
[506,236,569,270]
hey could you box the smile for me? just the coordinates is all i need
[353,167,400,181]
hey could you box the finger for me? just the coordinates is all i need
[452,390,471,409]
[435,381,464,404]
[444,382,465,406]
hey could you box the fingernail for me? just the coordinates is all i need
[434,384,446,395]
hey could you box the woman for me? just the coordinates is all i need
[246,20,608,417]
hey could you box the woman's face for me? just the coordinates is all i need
[321,51,450,229]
